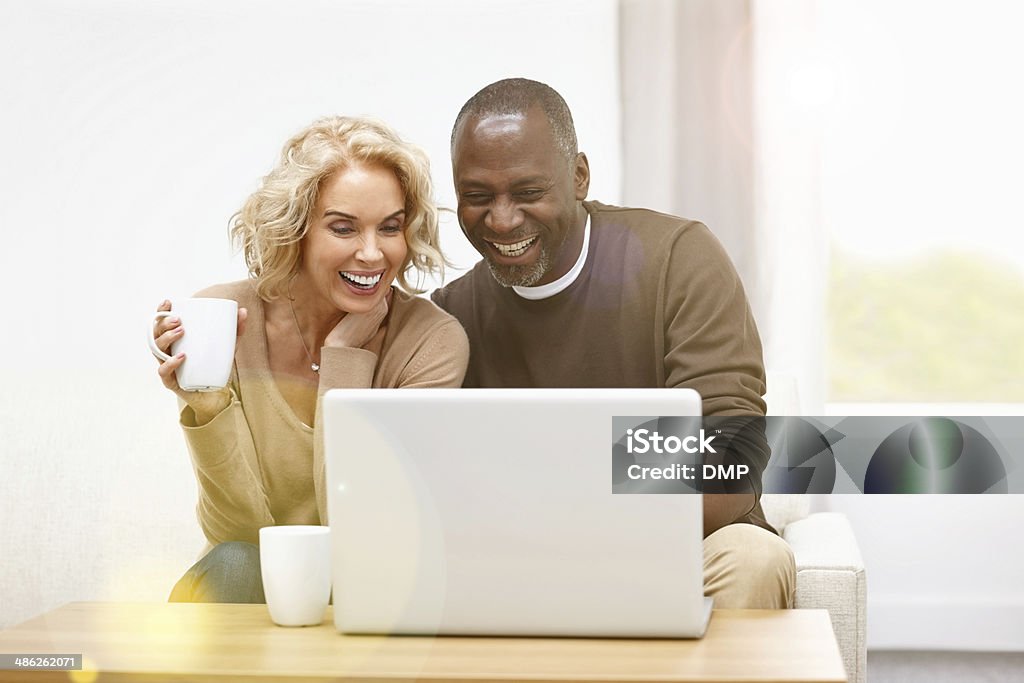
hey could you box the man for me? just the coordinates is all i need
[432,78,794,609]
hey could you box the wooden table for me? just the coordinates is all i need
[0,602,847,682]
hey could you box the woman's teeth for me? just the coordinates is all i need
[491,236,537,257]
[340,272,383,288]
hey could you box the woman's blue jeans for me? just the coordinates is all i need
[168,541,265,603]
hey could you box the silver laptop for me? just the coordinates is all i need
[322,388,711,638]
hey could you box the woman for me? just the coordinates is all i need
[152,116,469,602]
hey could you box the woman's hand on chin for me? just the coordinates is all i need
[324,290,390,349]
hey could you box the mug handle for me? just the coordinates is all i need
[148,310,174,362]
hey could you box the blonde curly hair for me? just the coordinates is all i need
[230,116,446,300]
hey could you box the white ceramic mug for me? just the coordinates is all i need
[259,525,332,627]
[147,298,238,391]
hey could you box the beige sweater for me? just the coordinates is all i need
[179,280,469,548]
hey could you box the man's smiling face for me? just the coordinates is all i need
[452,105,589,287]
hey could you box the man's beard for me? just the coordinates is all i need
[485,241,553,287]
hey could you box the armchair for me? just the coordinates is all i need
[761,494,867,683]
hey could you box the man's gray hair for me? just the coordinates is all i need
[450,78,578,165]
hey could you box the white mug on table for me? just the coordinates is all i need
[259,525,332,627]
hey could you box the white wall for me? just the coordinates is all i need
[0,0,620,628]
[825,403,1024,651]
[826,495,1024,652]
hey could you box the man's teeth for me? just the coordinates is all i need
[340,272,383,288]
[491,236,537,257]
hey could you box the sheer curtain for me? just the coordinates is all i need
[620,0,827,412]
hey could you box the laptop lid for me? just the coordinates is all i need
[323,388,709,637]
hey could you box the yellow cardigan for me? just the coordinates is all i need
[178,280,469,550]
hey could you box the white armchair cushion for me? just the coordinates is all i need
[784,512,867,683]
[759,493,810,532]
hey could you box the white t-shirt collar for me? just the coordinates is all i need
[512,215,591,301]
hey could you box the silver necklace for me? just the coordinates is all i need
[287,295,320,374]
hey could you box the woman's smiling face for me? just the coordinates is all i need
[299,163,408,314]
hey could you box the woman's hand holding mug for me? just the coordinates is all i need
[150,299,248,425]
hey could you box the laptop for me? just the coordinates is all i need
[322,388,711,638]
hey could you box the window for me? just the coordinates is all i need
[819,2,1024,404]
